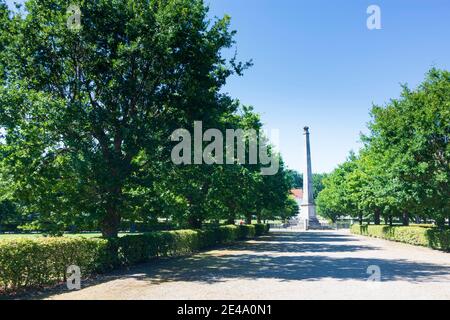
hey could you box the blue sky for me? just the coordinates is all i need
[5,0,450,173]
[207,0,450,173]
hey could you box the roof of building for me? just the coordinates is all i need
[290,189,303,200]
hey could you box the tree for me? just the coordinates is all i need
[286,170,326,200]
[312,173,327,200]
[318,69,450,227]
[287,170,303,189]
[0,0,249,237]
[316,153,360,222]
[368,69,450,226]
[255,157,291,223]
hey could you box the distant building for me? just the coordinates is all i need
[290,189,303,214]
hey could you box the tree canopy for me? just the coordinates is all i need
[0,0,293,237]
[317,69,450,227]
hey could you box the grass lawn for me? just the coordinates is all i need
[0,221,275,241]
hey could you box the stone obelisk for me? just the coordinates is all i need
[300,126,320,228]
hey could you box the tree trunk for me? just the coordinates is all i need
[374,209,381,225]
[226,202,236,225]
[402,211,409,226]
[188,216,202,229]
[358,213,363,225]
[384,216,389,225]
[101,207,121,238]
[436,217,445,228]
[245,214,252,225]
[389,216,393,226]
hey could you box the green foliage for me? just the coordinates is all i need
[237,225,256,239]
[286,170,326,200]
[271,196,298,223]
[312,173,327,199]
[0,0,292,236]
[0,200,21,232]
[115,224,269,265]
[287,170,303,189]
[254,223,270,236]
[351,224,450,251]
[0,224,269,292]
[316,153,359,222]
[115,230,203,266]
[317,69,450,226]
[426,227,450,252]
[0,237,110,291]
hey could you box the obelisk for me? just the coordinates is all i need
[300,126,320,227]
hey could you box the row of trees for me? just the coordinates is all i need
[0,0,296,237]
[317,69,450,227]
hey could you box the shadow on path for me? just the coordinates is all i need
[21,231,450,299]
[118,231,450,285]
[236,233,376,253]
[131,255,450,285]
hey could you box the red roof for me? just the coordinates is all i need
[290,189,303,200]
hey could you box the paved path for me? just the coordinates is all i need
[47,230,450,300]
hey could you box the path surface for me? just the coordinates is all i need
[47,230,450,300]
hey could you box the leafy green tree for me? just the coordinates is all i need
[316,153,360,222]
[254,157,291,223]
[368,69,450,226]
[312,173,327,200]
[287,170,326,200]
[0,200,20,231]
[0,0,249,237]
[318,69,449,227]
[287,170,303,189]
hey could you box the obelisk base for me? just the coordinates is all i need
[300,204,322,230]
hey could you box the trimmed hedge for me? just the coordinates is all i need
[350,224,450,251]
[0,224,270,292]
[255,223,270,237]
[0,238,110,291]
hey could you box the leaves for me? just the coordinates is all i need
[0,0,293,235]
[317,69,450,226]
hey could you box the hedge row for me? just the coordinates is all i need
[350,224,450,251]
[0,224,270,292]
[113,224,265,266]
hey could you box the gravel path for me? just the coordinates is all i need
[46,230,450,300]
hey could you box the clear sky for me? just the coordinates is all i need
[207,0,450,173]
[5,0,450,173]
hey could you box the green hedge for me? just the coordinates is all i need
[350,224,450,251]
[255,224,270,237]
[0,238,110,291]
[0,224,270,292]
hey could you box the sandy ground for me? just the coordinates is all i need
[45,230,450,300]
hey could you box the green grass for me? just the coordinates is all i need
[0,232,142,240]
